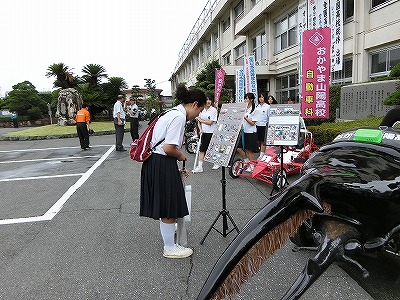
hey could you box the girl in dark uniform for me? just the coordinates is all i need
[140,84,206,259]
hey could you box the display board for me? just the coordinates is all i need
[266,104,301,146]
[204,102,247,167]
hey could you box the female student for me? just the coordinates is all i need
[237,93,259,172]
[193,94,219,173]
[140,84,206,259]
[255,92,270,159]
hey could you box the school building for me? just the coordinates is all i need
[170,0,400,105]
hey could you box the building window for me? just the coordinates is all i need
[252,31,266,62]
[206,39,211,57]
[213,32,219,50]
[275,10,298,52]
[371,0,391,8]
[370,46,400,78]
[251,0,261,7]
[234,1,244,20]
[235,43,246,65]
[332,59,353,85]
[199,48,204,65]
[344,0,354,20]
[223,52,232,65]
[275,74,298,103]
[222,16,231,32]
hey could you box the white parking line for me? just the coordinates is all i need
[0,174,84,182]
[0,144,114,153]
[0,156,100,164]
[0,145,115,225]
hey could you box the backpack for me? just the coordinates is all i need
[129,109,174,162]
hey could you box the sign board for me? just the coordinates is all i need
[204,103,247,167]
[266,104,301,146]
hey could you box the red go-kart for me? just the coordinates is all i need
[229,129,319,192]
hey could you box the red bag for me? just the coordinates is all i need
[130,110,172,162]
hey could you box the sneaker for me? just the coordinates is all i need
[212,164,220,170]
[192,166,203,173]
[163,245,193,259]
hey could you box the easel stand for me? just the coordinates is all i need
[200,166,240,244]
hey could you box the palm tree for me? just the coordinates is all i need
[81,64,108,88]
[46,63,77,89]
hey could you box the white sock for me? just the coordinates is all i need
[160,221,176,251]
[198,161,203,168]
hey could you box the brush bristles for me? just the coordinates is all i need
[211,209,316,300]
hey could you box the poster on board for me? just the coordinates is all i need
[266,104,301,146]
[204,102,247,167]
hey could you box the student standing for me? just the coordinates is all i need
[125,97,140,142]
[75,103,91,150]
[140,84,206,259]
[237,93,259,172]
[113,95,126,151]
[255,93,270,159]
[193,94,219,173]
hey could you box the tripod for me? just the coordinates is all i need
[200,166,240,245]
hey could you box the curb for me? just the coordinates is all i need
[0,129,130,141]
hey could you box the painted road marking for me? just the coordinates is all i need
[0,156,100,164]
[0,144,113,153]
[0,145,115,225]
[0,173,84,182]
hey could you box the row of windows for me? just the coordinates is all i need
[182,0,397,83]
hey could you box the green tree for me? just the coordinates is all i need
[144,78,160,113]
[45,63,78,89]
[102,77,129,116]
[195,60,232,107]
[1,81,47,119]
[81,64,108,88]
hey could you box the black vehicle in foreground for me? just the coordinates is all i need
[197,125,400,300]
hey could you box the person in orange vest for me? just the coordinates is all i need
[75,103,91,150]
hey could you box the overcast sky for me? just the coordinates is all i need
[0,0,209,97]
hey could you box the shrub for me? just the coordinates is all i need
[383,89,400,106]
[389,63,400,78]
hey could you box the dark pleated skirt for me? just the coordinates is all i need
[140,153,188,220]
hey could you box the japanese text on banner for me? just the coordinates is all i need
[301,27,331,119]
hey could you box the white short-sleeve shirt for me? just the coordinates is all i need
[199,106,218,133]
[242,106,258,133]
[255,103,270,126]
[152,105,186,156]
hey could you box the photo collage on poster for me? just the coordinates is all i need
[266,104,301,146]
[204,103,247,167]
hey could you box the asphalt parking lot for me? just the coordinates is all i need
[0,127,396,299]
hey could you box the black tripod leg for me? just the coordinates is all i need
[225,211,240,234]
[200,211,223,245]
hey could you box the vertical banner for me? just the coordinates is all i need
[317,0,330,28]
[235,68,245,103]
[301,28,331,119]
[330,0,343,72]
[298,0,308,43]
[308,0,318,29]
[243,55,258,103]
[214,69,225,108]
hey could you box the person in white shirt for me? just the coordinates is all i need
[140,84,206,259]
[113,95,126,151]
[255,92,270,159]
[193,94,219,173]
[125,97,140,142]
[237,93,259,171]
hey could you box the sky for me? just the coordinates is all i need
[0,0,209,97]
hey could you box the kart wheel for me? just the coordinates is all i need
[229,159,243,179]
[186,140,197,154]
[272,168,287,191]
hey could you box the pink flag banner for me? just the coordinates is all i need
[214,69,225,107]
[301,27,331,119]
